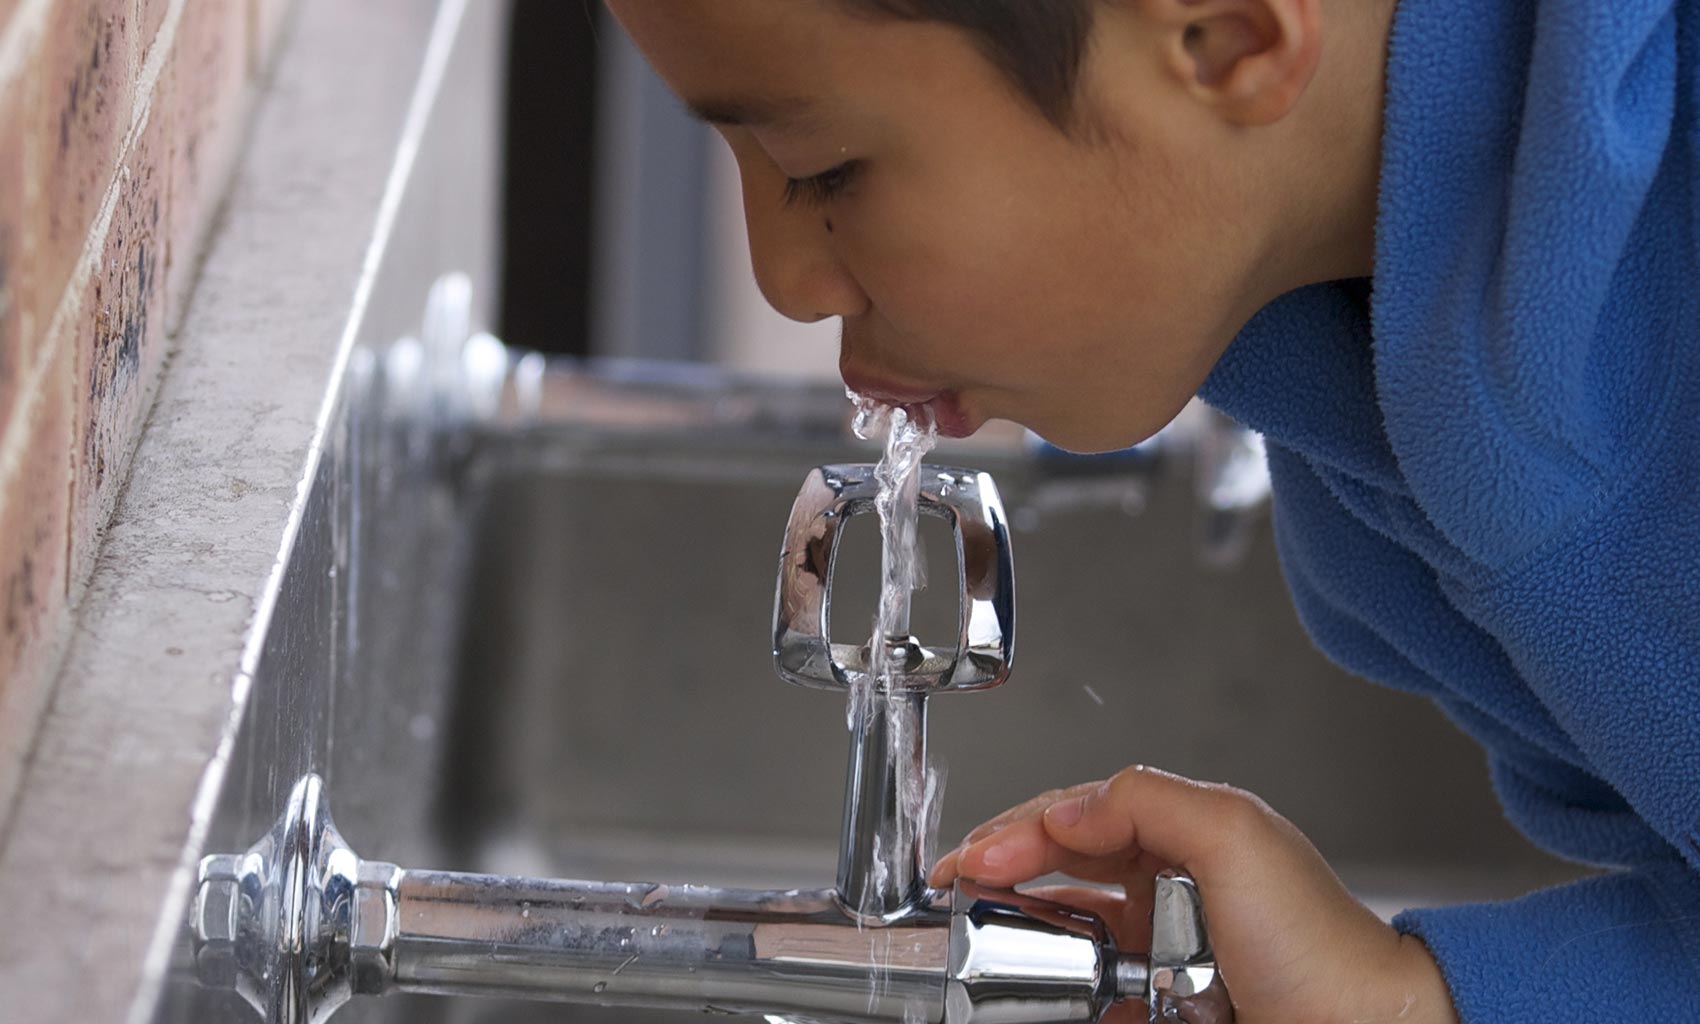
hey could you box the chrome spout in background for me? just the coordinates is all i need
[1017,406,1272,570]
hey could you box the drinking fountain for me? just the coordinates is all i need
[189,461,1234,1024]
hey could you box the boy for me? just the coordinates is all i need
[606,1,1700,1020]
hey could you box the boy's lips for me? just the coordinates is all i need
[925,392,978,438]
[839,369,979,438]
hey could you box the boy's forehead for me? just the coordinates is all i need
[609,1,834,84]
[685,95,834,133]
[608,0,1026,141]
[607,1,887,126]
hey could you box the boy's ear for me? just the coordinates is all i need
[1141,0,1323,126]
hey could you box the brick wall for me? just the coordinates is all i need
[0,0,290,810]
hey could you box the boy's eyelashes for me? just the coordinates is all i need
[781,160,861,209]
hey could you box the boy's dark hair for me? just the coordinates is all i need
[842,0,1094,127]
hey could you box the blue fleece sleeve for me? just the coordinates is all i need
[1393,859,1700,1023]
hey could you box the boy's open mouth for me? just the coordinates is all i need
[839,368,977,439]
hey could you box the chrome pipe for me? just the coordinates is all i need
[191,774,1231,1024]
[838,690,930,921]
[385,872,950,1020]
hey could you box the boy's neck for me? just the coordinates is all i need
[1260,0,1396,297]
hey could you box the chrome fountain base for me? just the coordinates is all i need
[192,774,1230,1024]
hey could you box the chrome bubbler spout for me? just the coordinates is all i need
[773,463,1014,921]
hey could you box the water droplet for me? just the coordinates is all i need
[640,883,669,909]
[593,982,608,994]
[520,903,530,918]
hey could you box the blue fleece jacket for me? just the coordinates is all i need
[1196,0,1700,1019]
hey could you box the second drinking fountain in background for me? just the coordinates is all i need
[190,462,1233,1023]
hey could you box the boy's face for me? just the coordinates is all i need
[609,1,1278,452]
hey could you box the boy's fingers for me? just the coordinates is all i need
[935,780,1111,884]
[931,845,1164,889]
[1041,765,1273,878]
[954,815,1108,886]
[928,844,965,886]
[937,766,1265,890]
[955,815,1053,884]
[1057,849,1177,886]
[961,780,1105,845]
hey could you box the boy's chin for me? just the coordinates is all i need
[1028,417,1153,456]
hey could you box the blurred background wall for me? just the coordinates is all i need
[499,1,838,380]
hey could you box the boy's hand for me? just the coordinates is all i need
[929,766,1459,1024]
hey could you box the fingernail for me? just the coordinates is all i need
[1046,796,1086,827]
[978,842,1012,868]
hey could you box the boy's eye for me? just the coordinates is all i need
[781,161,860,209]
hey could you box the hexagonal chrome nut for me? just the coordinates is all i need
[349,861,402,995]
[192,854,244,990]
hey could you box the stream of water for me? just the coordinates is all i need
[848,391,944,1024]
[847,391,947,937]
[849,392,937,724]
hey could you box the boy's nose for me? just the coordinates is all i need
[739,165,869,325]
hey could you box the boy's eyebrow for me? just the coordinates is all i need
[685,95,832,133]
